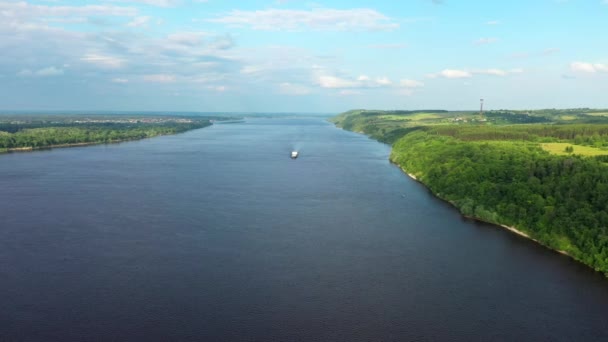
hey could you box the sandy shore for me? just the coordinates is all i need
[499,224,531,239]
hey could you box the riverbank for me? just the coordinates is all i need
[329,111,608,275]
[389,154,578,265]
[0,119,211,155]
[2,133,188,154]
[392,160,561,241]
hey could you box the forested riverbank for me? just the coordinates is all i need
[0,115,212,153]
[331,109,608,275]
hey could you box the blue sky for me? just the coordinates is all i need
[0,0,607,112]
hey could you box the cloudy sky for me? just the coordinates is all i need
[0,0,607,112]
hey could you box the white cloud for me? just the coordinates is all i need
[316,74,400,88]
[166,31,206,46]
[127,16,151,27]
[474,37,499,45]
[207,85,227,92]
[143,74,176,82]
[81,53,126,69]
[210,35,235,50]
[486,20,500,25]
[17,66,64,77]
[570,61,608,73]
[428,68,522,79]
[400,79,424,88]
[36,66,64,76]
[314,71,424,96]
[114,0,180,7]
[279,82,311,95]
[112,78,129,83]
[375,77,392,85]
[475,68,508,76]
[188,74,229,84]
[208,8,398,31]
[436,69,472,79]
[0,2,137,18]
[317,75,360,88]
[240,65,264,75]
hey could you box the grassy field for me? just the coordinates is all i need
[378,113,444,121]
[541,143,608,156]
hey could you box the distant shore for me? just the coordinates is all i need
[0,121,211,155]
[1,139,141,154]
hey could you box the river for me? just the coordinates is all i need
[1,117,607,341]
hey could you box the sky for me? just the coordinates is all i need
[0,0,607,113]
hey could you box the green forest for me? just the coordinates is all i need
[330,109,608,275]
[0,116,211,152]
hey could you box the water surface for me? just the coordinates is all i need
[1,118,607,341]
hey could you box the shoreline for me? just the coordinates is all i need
[0,127,208,155]
[390,158,575,260]
[1,139,147,154]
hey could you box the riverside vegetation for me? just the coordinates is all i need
[0,114,213,153]
[331,109,608,275]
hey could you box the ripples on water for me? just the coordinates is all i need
[1,118,607,341]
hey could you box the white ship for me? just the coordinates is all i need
[291,151,299,159]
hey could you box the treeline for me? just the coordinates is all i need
[484,112,551,124]
[391,131,608,273]
[428,124,608,147]
[359,110,448,116]
[0,121,210,151]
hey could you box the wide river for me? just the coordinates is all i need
[1,117,607,341]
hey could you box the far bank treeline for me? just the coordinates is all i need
[331,109,608,275]
[0,115,212,152]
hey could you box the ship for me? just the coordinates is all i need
[291,151,299,159]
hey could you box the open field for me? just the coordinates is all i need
[541,143,608,156]
[378,113,444,121]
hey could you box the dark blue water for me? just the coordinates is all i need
[1,118,607,341]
